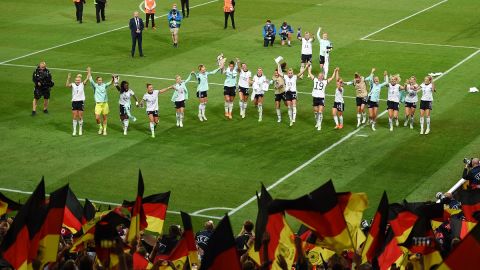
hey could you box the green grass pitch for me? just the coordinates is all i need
[0,0,479,231]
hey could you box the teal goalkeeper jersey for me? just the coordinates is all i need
[223,65,238,87]
[89,78,112,102]
[365,75,388,102]
[195,68,220,92]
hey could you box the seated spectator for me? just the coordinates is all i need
[196,220,214,257]
[235,220,254,253]
[279,21,294,46]
[263,20,276,47]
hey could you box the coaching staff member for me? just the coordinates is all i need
[32,62,54,116]
[73,0,86,23]
[129,11,145,57]
[95,0,106,23]
[223,0,235,29]
[463,158,480,189]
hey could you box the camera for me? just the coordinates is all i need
[464,158,473,167]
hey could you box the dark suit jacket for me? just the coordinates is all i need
[129,17,144,35]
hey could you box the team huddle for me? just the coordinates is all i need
[60,28,435,138]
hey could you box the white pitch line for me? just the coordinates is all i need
[192,207,233,215]
[0,187,222,220]
[0,0,219,65]
[361,38,480,50]
[360,0,448,40]
[228,42,480,217]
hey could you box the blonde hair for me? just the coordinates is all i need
[391,74,401,83]
[76,74,82,78]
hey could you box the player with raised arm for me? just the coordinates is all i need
[332,74,346,129]
[344,69,373,127]
[403,76,419,129]
[237,61,252,119]
[251,68,269,122]
[87,67,114,136]
[385,72,405,132]
[365,69,388,131]
[306,64,337,131]
[66,73,88,136]
[171,72,194,128]
[140,84,173,138]
[223,59,239,119]
[272,62,287,123]
[115,80,139,135]
[297,31,314,79]
[419,76,435,135]
[277,63,308,126]
[193,61,224,122]
[317,27,333,76]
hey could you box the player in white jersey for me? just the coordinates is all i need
[307,65,338,131]
[237,62,252,119]
[223,59,239,119]
[317,27,333,77]
[403,76,419,129]
[419,76,435,135]
[385,73,405,132]
[116,80,139,135]
[332,76,346,129]
[66,73,88,136]
[277,64,307,126]
[170,73,193,128]
[251,68,269,122]
[140,83,173,138]
[297,32,314,79]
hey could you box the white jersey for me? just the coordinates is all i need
[301,38,313,55]
[420,83,434,101]
[143,90,159,111]
[319,39,332,57]
[284,75,297,92]
[173,84,186,101]
[312,78,328,98]
[404,84,418,103]
[238,70,252,89]
[119,89,135,106]
[71,83,85,101]
[252,75,269,95]
[387,83,400,103]
[334,87,344,103]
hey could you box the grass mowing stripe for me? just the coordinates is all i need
[0,0,219,65]
[360,0,448,40]
[0,187,223,220]
[361,38,480,50]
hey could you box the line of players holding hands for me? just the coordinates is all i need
[65,32,436,138]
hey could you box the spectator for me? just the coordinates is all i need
[157,225,182,255]
[32,61,54,116]
[279,21,293,46]
[167,4,182,48]
[94,0,107,23]
[73,0,86,24]
[129,11,145,57]
[463,158,480,189]
[181,0,190,18]
[195,220,214,257]
[223,0,235,29]
[263,20,276,47]
[235,220,254,253]
[144,0,156,30]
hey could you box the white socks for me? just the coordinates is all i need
[288,106,293,122]
[420,117,424,131]
[228,102,233,114]
[73,120,78,134]
[224,101,229,114]
[334,115,339,126]
[276,109,281,120]
[149,122,155,134]
[292,106,297,122]
[198,103,206,117]
[426,117,430,129]
[258,104,263,120]
[123,119,129,129]
[339,116,343,126]
[357,113,361,126]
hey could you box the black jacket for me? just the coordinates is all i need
[32,67,54,89]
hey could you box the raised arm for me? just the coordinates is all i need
[87,67,95,86]
[327,67,338,83]
[159,85,174,94]
[431,81,436,92]
[365,68,375,82]
[317,27,321,41]
[297,62,310,77]
[184,73,193,84]
[66,73,72,87]
[276,61,284,76]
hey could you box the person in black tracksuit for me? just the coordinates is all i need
[74,0,86,23]
[95,0,106,23]
[181,0,189,18]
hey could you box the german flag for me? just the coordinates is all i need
[337,192,368,250]
[127,170,147,242]
[36,185,69,264]
[268,180,352,252]
[437,223,480,270]
[143,192,170,235]
[376,227,405,270]
[388,203,418,244]
[456,189,480,222]
[61,187,84,234]
[0,192,22,216]
[180,211,200,268]
[155,237,189,270]
[199,214,242,270]
[83,198,96,224]
[254,184,296,269]
[133,252,153,270]
[399,216,443,270]
[362,191,389,265]
[1,178,45,270]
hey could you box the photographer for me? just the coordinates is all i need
[32,61,54,116]
[263,20,276,47]
[279,21,293,46]
[463,158,480,189]
[168,4,182,48]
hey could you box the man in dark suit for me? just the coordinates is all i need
[129,11,145,57]
[95,0,106,23]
